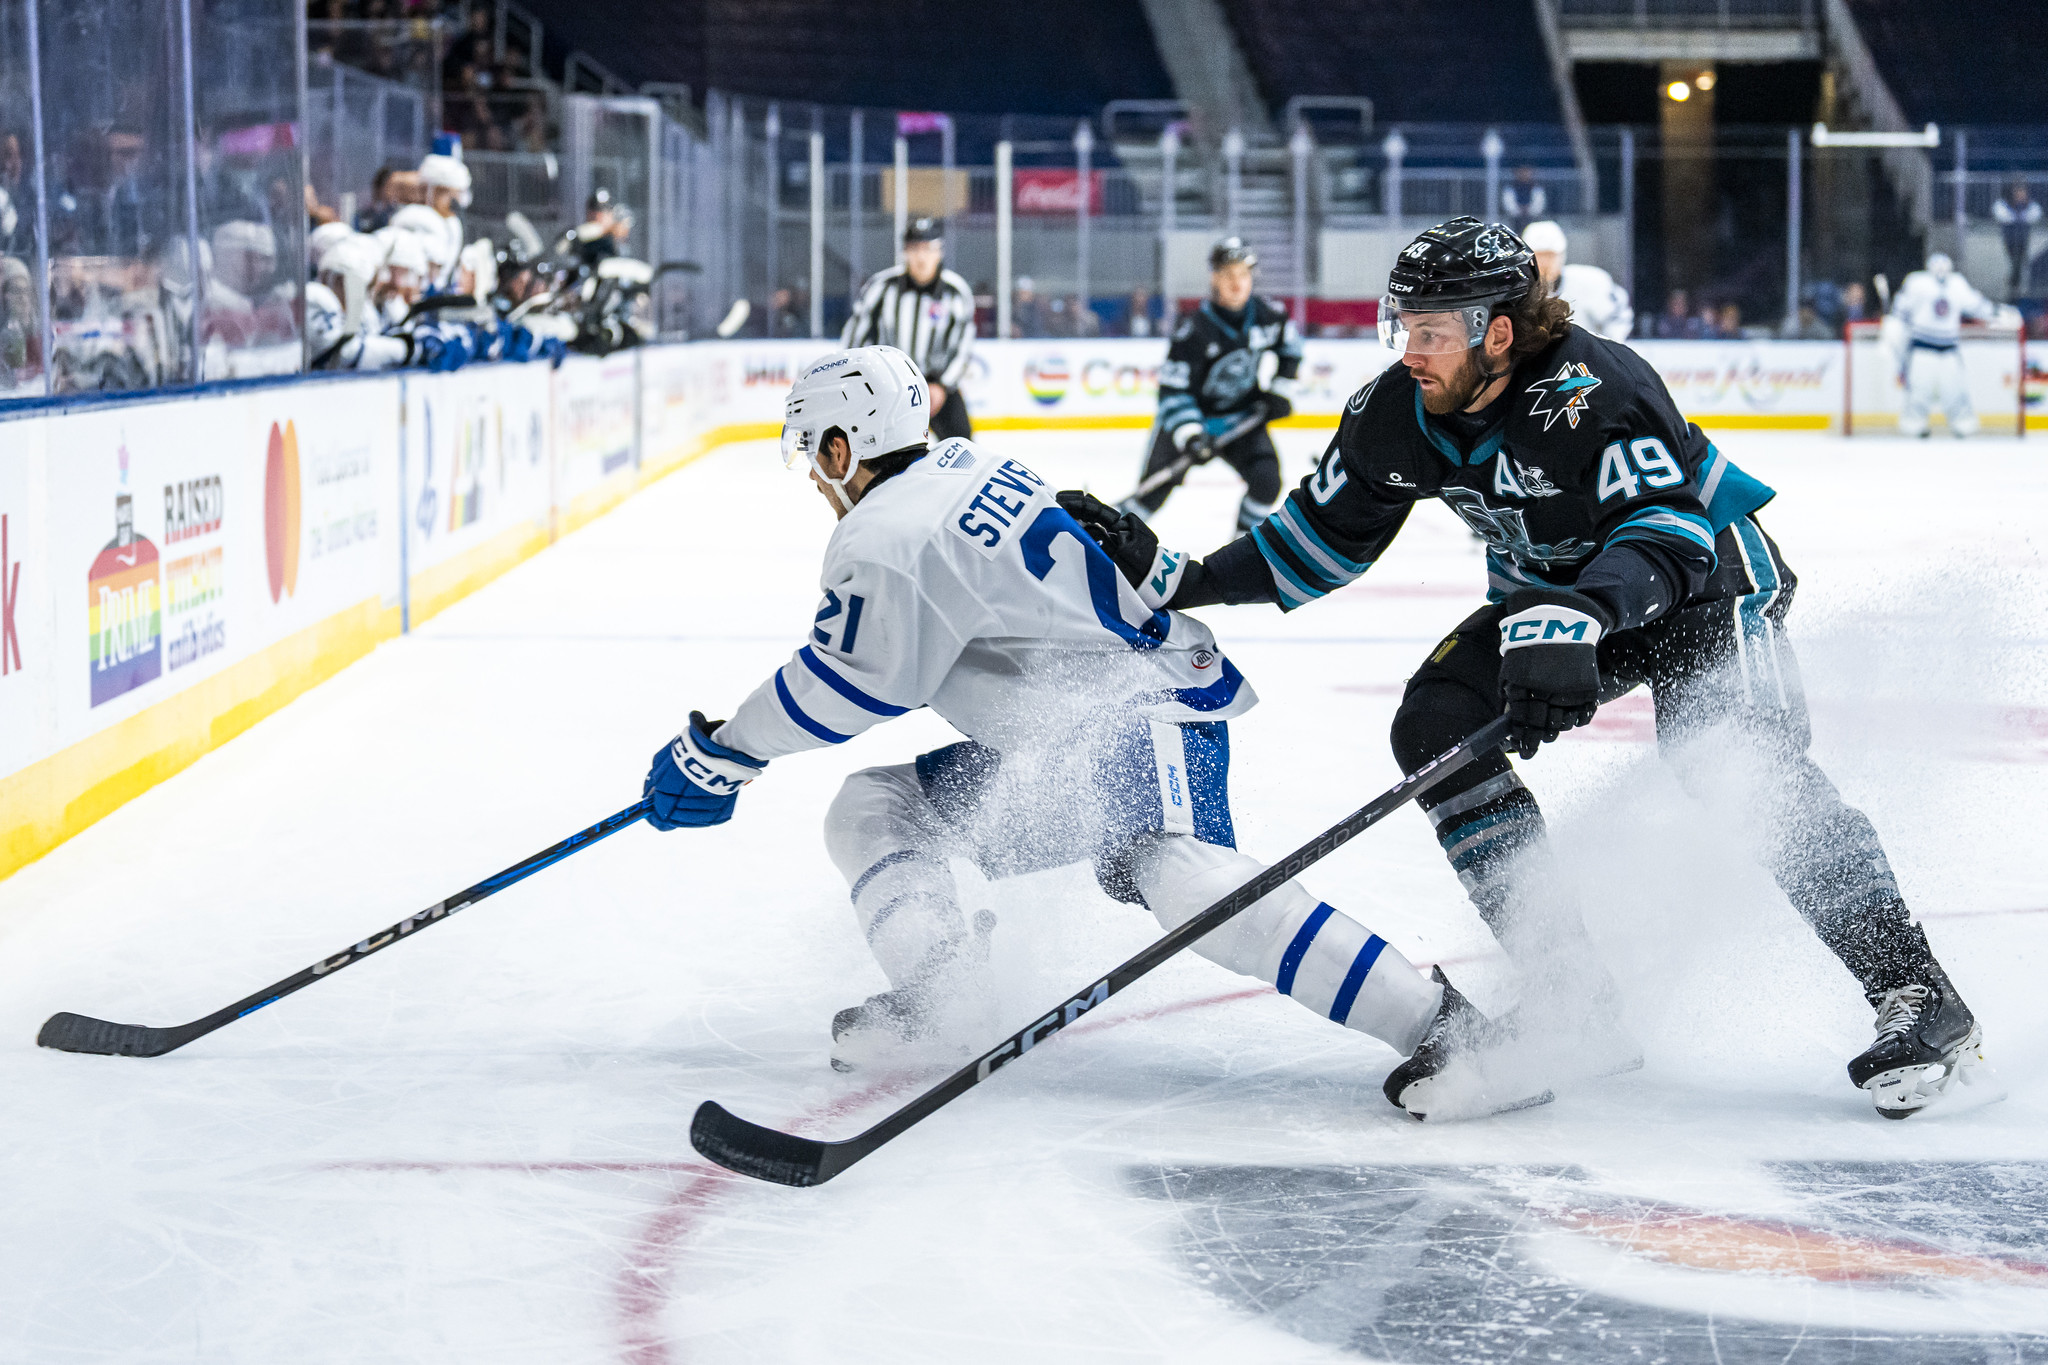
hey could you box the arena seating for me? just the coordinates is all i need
[519,0,1173,116]
[1218,0,1564,126]
[1844,0,2044,127]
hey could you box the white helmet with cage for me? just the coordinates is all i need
[780,346,932,504]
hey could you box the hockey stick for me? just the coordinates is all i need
[37,800,654,1058]
[690,715,1512,1187]
[1123,409,1269,501]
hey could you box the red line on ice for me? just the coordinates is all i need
[609,982,1282,1364]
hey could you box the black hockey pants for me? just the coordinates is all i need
[1388,515,1938,997]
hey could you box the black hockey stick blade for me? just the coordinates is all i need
[691,1101,844,1188]
[692,716,1513,1187]
[37,1013,201,1058]
[36,800,652,1057]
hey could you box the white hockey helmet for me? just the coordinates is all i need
[390,203,454,272]
[781,346,932,504]
[308,219,355,271]
[319,232,384,327]
[1927,251,1954,280]
[1522,219,1568,260]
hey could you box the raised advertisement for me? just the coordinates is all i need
[402,365,551,592]
[554,354,639,527]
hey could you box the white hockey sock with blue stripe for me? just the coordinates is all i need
[824,763,970,990]
[1133,835,1442,1056]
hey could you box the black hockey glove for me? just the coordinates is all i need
[1056,490,1158,588]
[1496,588,1612,760]
[1171,421,1217,464]
[1262,391,1294,424]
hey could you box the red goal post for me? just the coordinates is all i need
[1843,319,2029,437]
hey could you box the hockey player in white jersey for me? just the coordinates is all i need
[1523,221,1633,343]
[1886,252,2019,438]
[640,345,1511,1115]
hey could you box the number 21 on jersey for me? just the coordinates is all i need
[1596,437,1683,502]
[813,588,866,654]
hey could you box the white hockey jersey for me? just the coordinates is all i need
[717,439,1257,763]
[1892,269,1998,346]
[1555,263,1633,343]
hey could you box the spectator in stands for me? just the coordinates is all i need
[1993,181,2041,297]
[1,256,37,387]
[0,131,34,260]
[1501,166,1545,235]
[1045,294,1100,337]
[1842,280,1870,324]
[768,286,804,337]
[1716,302,1743,339]
[1011,275,1047,337]
[512,93,551,153]
[442,4,494,85]
[1651,288,1693,338]
[356,166,401,233]
[1124,285,1159,337]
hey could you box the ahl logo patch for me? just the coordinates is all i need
[1525,362,1602,431]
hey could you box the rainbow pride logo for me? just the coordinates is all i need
[88,490,161,707]
[1023,356,1069,406]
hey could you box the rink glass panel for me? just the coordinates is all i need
[190,0,305,380]
[0,0,46,397]
[36,0,198,394]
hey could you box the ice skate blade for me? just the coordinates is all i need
[1862,1029,2003,1119]
[1396,1066,1556,1123]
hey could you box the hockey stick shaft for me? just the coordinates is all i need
[1125,410,1268,500]
[37,800,653,1057]
[691,716,1511,1186]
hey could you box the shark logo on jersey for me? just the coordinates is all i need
[1202,348,1259,409]
[1439,486,1592,567]
[1524,362,1602,431]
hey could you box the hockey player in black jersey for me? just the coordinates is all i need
[1123,237,1304,535]
[1063,217,1991,1121]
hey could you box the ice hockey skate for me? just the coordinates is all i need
[1848,969,2002,1119]
[1382,968,1555,1122]
[830,912,999,1075]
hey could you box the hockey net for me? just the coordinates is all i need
[1843,320,2032,436]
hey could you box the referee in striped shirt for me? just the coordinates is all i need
[842,217,978,440]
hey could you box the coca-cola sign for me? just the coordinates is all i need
[1012,170,1105,215]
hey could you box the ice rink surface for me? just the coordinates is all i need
[1,425,2045,1363]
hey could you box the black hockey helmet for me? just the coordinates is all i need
[904,216,944,245]
[1209,235,1257,271]
[1384,216,1537,312]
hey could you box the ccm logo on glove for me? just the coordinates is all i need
[1499,606,1604,650]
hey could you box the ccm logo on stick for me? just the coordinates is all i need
[975,980,1110,1080]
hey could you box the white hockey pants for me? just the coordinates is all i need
[1899,345,1977,437]
[824,763,1442,1056]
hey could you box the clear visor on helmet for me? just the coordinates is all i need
[1378,300,1490,355]
[780,422,815,470]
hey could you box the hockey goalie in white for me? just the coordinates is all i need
[1524,220,1633,343]
[1884,252,2020,438]
[639,346,1473,1102]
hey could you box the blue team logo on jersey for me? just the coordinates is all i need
[1524,362,1602,431]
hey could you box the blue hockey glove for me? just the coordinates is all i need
[1497,588,1611,759]
[643,712,767,830]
